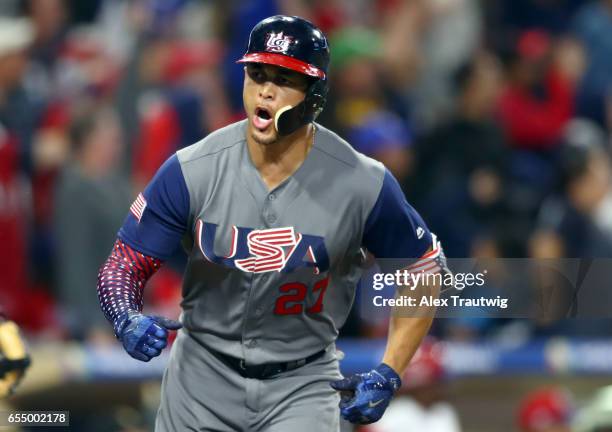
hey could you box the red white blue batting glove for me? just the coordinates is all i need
[115,311,182,362]
[330,363,401,424]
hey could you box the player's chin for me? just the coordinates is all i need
[250,122,278,145]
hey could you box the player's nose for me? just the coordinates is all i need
[258,81,276,100]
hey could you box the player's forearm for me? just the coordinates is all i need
[381,315,433,375]
[381,235,447,374]
[97,239,163,336]
[381,273,441,374]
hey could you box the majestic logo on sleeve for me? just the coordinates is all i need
[416,226,425,239]
[265,32,294,53]
[196,220,329,273]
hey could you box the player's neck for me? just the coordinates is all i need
[247,124,314,190]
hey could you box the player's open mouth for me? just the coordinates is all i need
[253,107,274,130]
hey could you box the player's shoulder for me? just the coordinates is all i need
[313,122,385,182]
[177,120,246,165]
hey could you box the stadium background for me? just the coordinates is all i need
[1,0,612,430]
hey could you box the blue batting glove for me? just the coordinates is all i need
[115,311,182,362]
[330,363,401,424]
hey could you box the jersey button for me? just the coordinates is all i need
[267,214,277,223]
[246,339,258,348]
[268,193,276,201]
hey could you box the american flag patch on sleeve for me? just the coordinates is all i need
[406,234,448,275]
[130,193,147,222]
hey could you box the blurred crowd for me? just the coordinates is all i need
[1,0,612,344]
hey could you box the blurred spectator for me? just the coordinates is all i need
[323,23,415,161]
[517,387,574,432]
[27,30,121,278]
[348,111,414,183]
[527,119,612,335]
[366,339,461,432]
[0,15,44,172]
[0,16,37,320]
[379,0,482,132]
[53,105,131,339]
[535,119,612,257]
[0,0,19,16]
[310,0,347,35]
[486,0,586,44]
[572,0,612,132]
[497,30,584,218]
[24,0,70,100]
[324,27,385,136]
[574,385,612,432]
[498,30,581,151]
[132,39,229,188]
[0,17,53,331]
[414,51,508,257]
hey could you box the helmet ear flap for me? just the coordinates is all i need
[274,79,328,136]
[304,79,328,121]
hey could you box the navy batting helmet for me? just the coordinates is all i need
[237,15,330,136]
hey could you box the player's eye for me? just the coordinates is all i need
[274,76,291,86]
[247,67,266,84]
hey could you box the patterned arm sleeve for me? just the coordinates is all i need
[97,239,163,336]
[98,153,189,336]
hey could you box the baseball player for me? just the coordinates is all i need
[97,15,446,431]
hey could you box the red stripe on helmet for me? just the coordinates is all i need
[237,52,325,79]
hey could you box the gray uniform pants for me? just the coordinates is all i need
[155,331,342,432]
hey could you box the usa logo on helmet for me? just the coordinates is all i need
[265,32,293,53]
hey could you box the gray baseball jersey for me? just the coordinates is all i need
[119,119,432,365]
